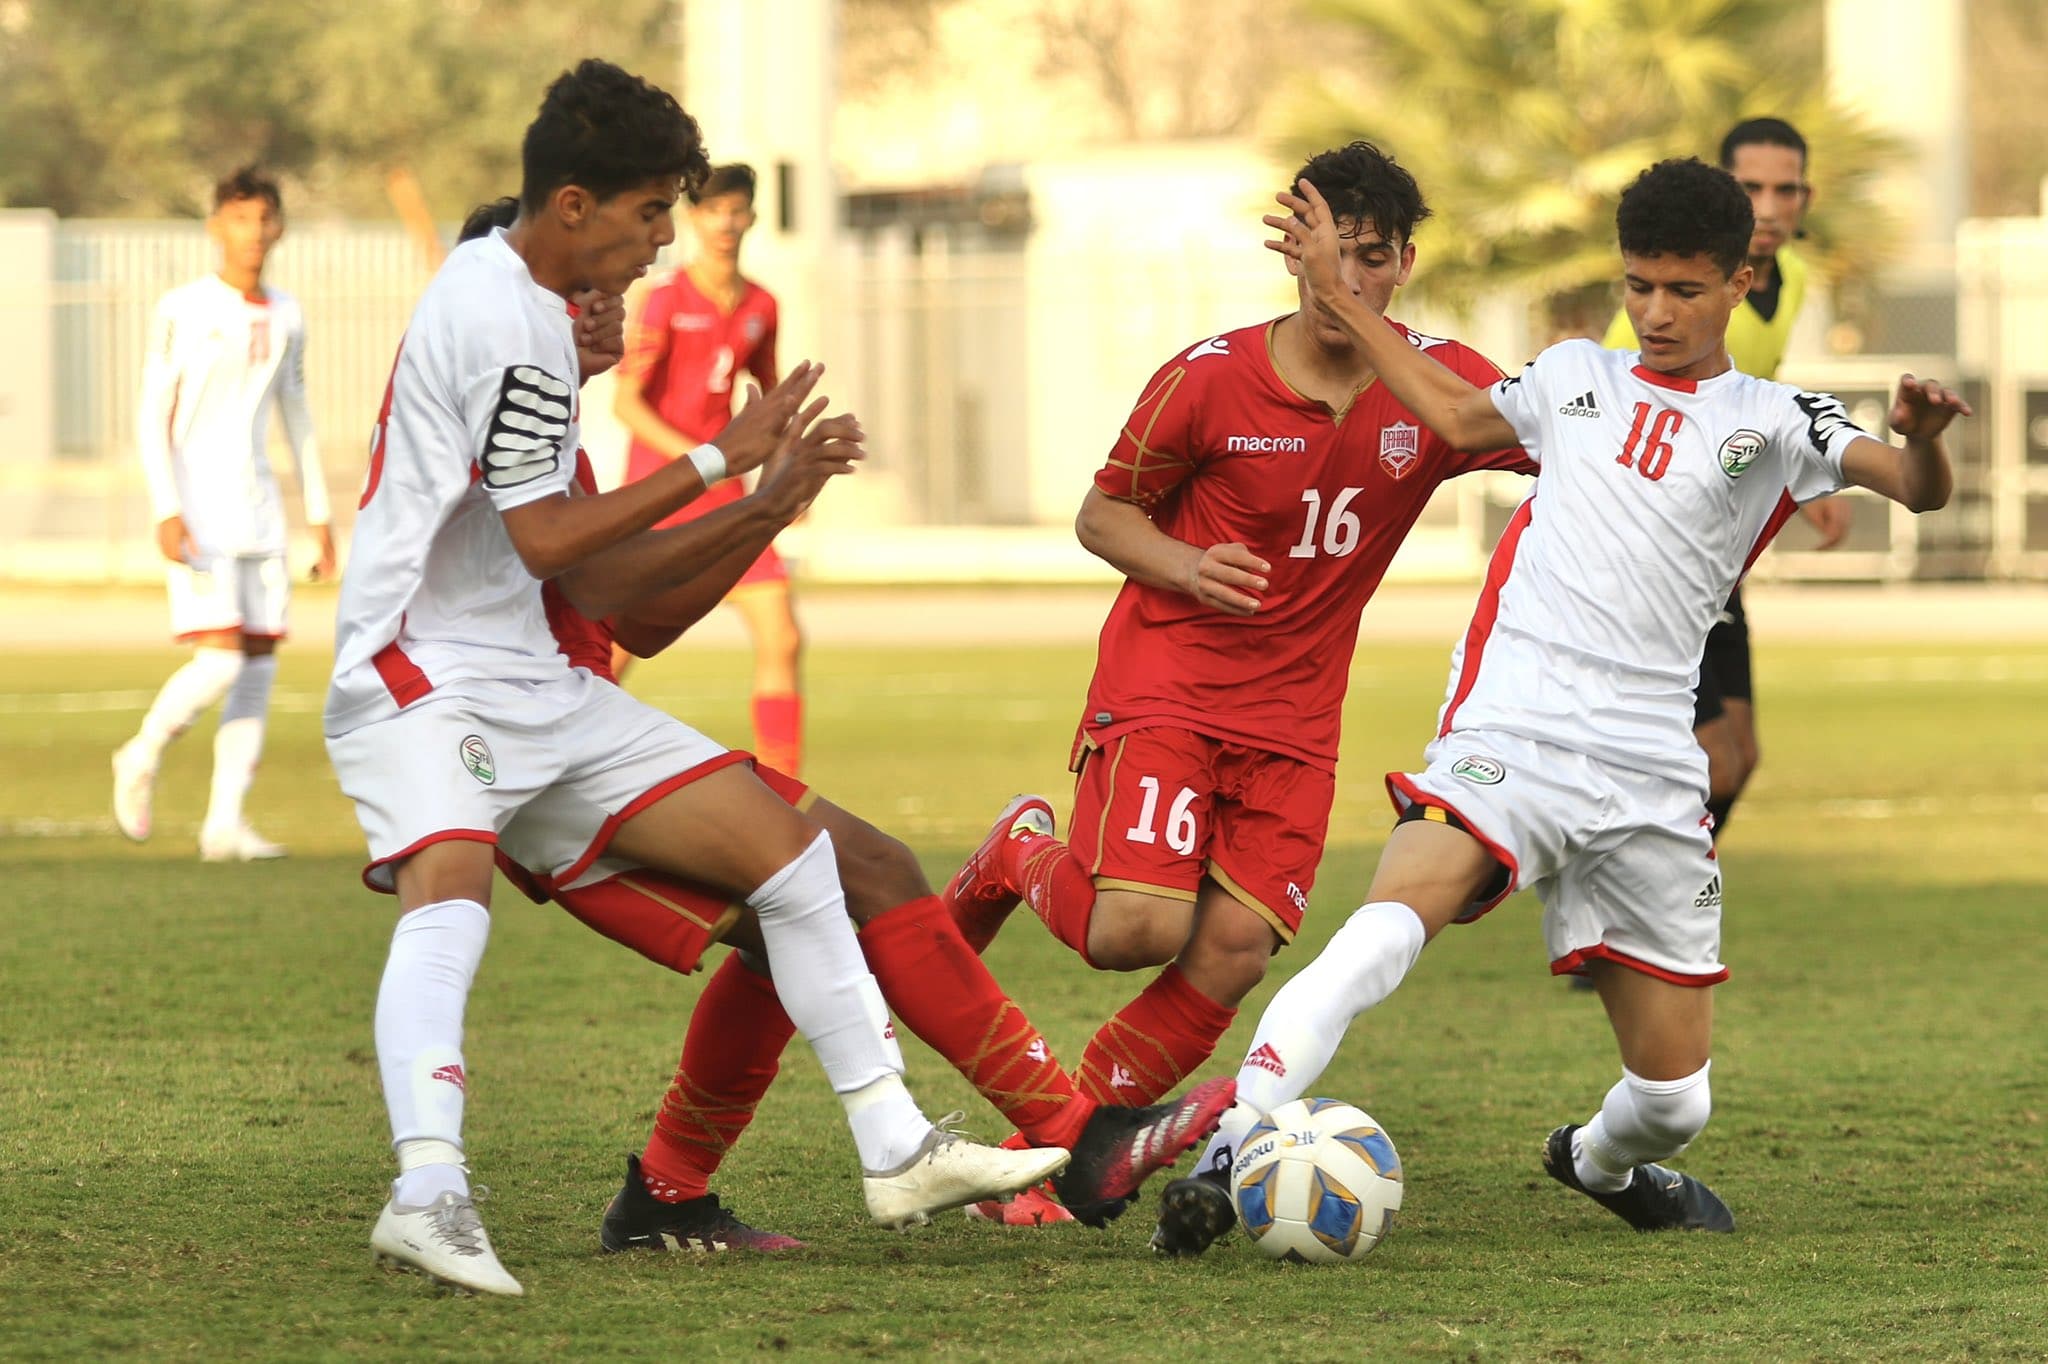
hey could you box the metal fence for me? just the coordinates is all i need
[9,216,2047,584]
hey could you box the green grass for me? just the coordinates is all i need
[2,636,2045,1361]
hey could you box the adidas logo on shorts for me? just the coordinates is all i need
[1693,875,1723,910]
[1558,390,1601,418]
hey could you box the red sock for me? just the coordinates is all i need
[860,895,1095,1149]
[752,692,802,777]
[1076,964,1236,1105]
[640,953,796,1202]
[1012,834,1099,964]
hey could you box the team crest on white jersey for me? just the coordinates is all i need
[1185,336,1230,361]
[481,365,570,489]
[1716,428,1767,480]
[460,735,496,785]
[1450,754,1505,785]
[1379,421,1420,480]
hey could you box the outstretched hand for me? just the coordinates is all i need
[1889,374,1971,441]
[1263,179,1344,307]
[755,396,865,522]
[713,362,826,479]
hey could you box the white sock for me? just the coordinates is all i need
[375,900,490,1204]
[1194,901,1427,1173]
[133,647,243,760]
[746,832,928,1172]
[1574,1062,1713,1193]
[204,655,275,834]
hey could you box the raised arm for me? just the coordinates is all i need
[571,400,863,638]
[501,362,822,579]
[1266,181,1519,453]
[1837,374,1967,513]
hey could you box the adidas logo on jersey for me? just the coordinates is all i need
[1558,390,1601,418]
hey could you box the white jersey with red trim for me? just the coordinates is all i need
[325,229,581,736]
[1436,338,1867,784]
[136,275,325,557]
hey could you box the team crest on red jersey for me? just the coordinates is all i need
[1379,421,1421,480]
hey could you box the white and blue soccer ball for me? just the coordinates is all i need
[1230,1097,1403,1264]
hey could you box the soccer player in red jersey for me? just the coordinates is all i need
[611,163,805,776]
[493,437,1236,1250]
[940,142,1533,1231]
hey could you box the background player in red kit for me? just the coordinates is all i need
[942,142,1533,1229]
[612,163,804,774]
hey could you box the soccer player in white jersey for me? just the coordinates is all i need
[327,60,1067,1297]
[112,167,334,861]
[1151,158,1969,1255]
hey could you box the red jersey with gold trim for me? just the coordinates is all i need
[1080,318,1532,771]
[620,269,777,483]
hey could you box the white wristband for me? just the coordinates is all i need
[686,443,726,486]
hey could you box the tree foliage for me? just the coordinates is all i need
[1275,0,1906,329]
[0,0,674,219]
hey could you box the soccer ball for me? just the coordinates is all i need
[1231,1097,1403,1264]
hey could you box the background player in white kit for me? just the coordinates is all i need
[1151,159,1968,1255]
[328,60,1067,1297]
[112,167,334,861]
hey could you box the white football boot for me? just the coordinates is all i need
[863,1113,1071,1231]
[111,740,156,842]
[199,822,287,862]
[371,1189,525,1297]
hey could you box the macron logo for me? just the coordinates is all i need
[1109,1064,1138,1090]
[1185,336,1230,361]
[1226,434,1308,453]
[1558,390,1601,418]
[1246,1044,1287,1077]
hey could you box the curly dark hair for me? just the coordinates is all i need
[213,165,281,213]
[1292,141,1430,245]
[458,196,520,244]
[520,59,710,214]
[1615,158,1753,278]
[688,163,757,206]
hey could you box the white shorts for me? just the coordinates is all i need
[326,669,743,893]
[167,554,290,640]
[1387,728,1726,985]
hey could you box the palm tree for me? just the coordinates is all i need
[1274,0,1904,337]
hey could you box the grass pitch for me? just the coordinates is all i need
[2,633,2044,1361]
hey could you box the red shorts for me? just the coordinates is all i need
[497,762,812,975]
[1066,726,1334,942]
[626,453,789,587]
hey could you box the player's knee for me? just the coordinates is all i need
[1176,937,1271,1007]
[754,604,803,665]
[830,821,929,922]
[1085,900,1187,971]
[1623,1063,1712,1159]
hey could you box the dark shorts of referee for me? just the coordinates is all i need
[1692,585,1753,728]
